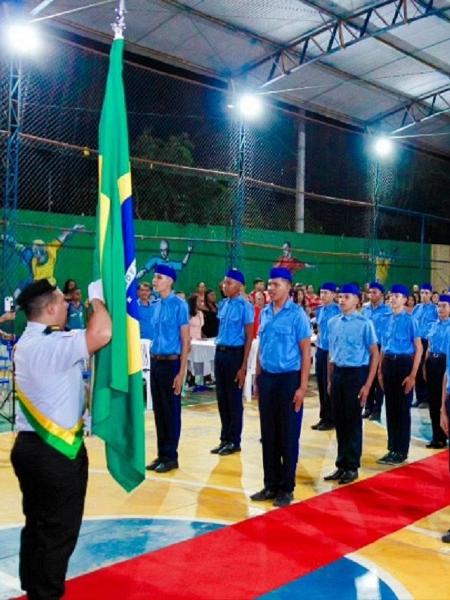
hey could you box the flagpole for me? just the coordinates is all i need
[112,0,126,39]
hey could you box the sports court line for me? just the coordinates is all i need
[18,452,450,600]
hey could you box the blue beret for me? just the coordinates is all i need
[269,267,292,282]
[320,282,337,292]
[439,294,450,304]
[226,268,245,285]
[369,281,385,293]
[420,282,432,291]
[341,283,360,296]
[155,264,177,282]
[391,284,409,297]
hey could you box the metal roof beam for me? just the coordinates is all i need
[234,0,448,86]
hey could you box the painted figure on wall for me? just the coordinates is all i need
[2,224,85,295]
[274,241,314,274]
[137,239,193,280]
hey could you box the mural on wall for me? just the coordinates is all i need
[374,248,399,284]
[273,241,315,274]
[1,224,85,296]
[136,239,193,280]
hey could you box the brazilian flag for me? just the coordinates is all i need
[92,37,145,492]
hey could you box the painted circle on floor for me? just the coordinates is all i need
[0,518,405,600]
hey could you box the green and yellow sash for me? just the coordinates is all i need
[16,386,83,460]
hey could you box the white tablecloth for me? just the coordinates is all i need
[188,339,216,377]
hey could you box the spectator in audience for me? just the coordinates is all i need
[406,294,416,314]
[432,291,440,305]
[249,278,270,305]
[202,289,219,339]
[294,288,310,315]
[252,291,265,339]
[188,295,204,341]
[62,279,77,301]
[137,282,153,340]
[196,282,207,310]
[67,288,85,330]
[306,284,320,313]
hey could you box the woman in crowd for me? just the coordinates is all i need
[201,289,219,339]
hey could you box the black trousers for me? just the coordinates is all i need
[258,370,303,493]
[315,347,334,424]
[425,355,447,445]
[365,344,384,413]
[415,338,429,404]
[11,432,88,600]
[151,358,181,461]
[383,355,413,456]
[332,366,368,470]
[214,348,244,447]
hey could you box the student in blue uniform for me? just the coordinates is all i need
[251,267,311,507]
[324,283,379,484]
[441,329,450,543]
[211,269,254,456]
[424,294,450,448]
[311,282,340,431]
[412,283,438,407]
[361,282,392,421]
[377,284,422,465]
[146,265,189,473]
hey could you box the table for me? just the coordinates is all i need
[188,339,216,378]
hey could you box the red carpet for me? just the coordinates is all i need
[24,452,450,599]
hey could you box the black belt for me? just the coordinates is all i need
[428,352,445,359]
[384,354,413,360]
[151,354,180,361]
[216,345,244,353]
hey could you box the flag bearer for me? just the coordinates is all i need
[412,283,438,407]
[11,279,111,600]
[424,294,450,448]
[324,283,379,484]
[377,285,422,465]
[146,264,189,473]
[311,282,340,431]
[361,282,392,421]
[210,269,254,456]
[251,267,311,507]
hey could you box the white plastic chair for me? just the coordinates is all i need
[140,339,152,410]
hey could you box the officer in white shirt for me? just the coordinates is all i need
[11,279,111,600]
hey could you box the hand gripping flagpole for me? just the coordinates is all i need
[112,0,126,39]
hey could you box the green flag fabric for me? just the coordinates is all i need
[92,37,145,492]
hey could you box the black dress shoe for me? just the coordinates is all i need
[442,530,450,544]
[273,492,293,507]
[323,468,345,481]
[362,409,371,419]
[250,488,277,501]
[317,422,334,431]
[146,458,161,471]
[426,441,446,449]
[210,442,227,454]
[369,411,381,421]
[377,452,394,464]
[338,470,358,484]
[389,453,406,464]
[218,443,241,456]
[311,420,323,430]
[155,460,178,473]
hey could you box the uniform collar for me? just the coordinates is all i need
[341,311,358,320]
[27,321,48,332]
[270,298,293,313]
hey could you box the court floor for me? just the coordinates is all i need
[0,381,449,599]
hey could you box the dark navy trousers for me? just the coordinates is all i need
[425,355,447,445]
[258,370,303,493]
[214,347,244,447]
[151,358,181,461]
[332,365,368,470]
[315,347,334,424]
[415,338,428,404]
[382,355,413,456]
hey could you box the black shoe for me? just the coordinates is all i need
[338,470,358,484]
[426,441,446,449]
[362,409,371,419]
[389,453,407,465]
[218,443,241,456]
[210,442,227,454]
[324,468,345,481]
[442,530,450,543]
[369,411,381,421]
[250,488,277,501]
[146,458,161,471]
[273,492,293,507]
[311,420,323,430]
[317,422,334,431]
[155,460,178,473]
[377,452,394,465]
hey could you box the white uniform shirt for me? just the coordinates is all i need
[15,322,90,432]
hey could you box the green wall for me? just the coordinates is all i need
[7,209,430,300]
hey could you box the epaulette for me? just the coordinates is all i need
[43,325,68,335]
